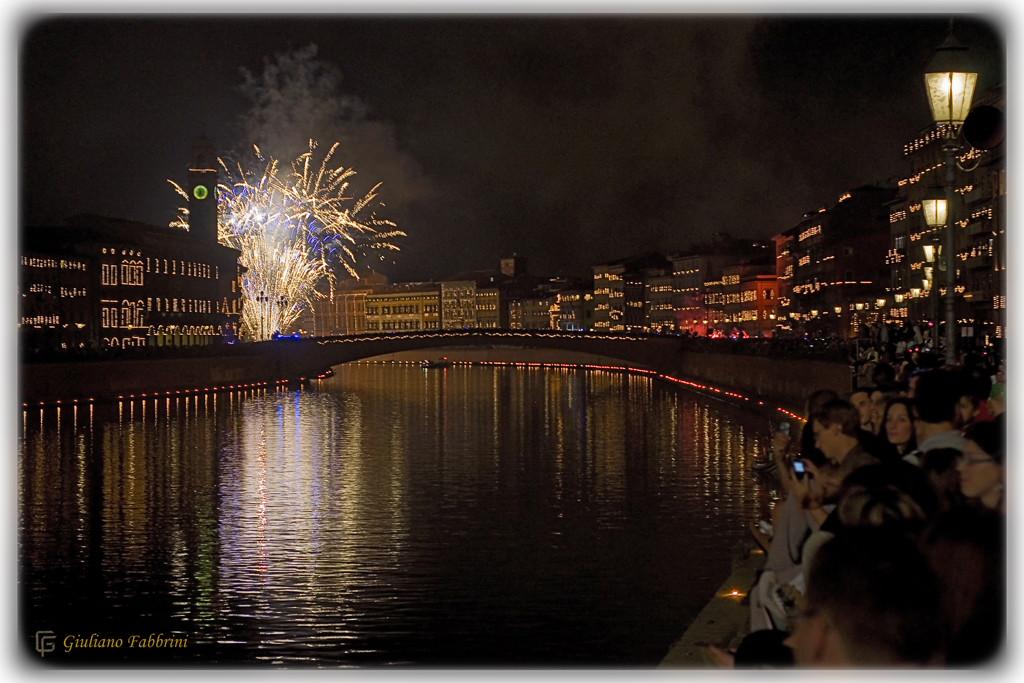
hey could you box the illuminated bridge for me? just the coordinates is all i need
[290,329,684,376]
[21,329,852,409]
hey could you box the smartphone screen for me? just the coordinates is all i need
[792,461,805,474]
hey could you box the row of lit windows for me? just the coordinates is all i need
[153,297,214,314]
[21,256,88,271]
[101,301,222,324]
[799,225,823,242]
[898,161,942,187]
[365,321,441,331]
[903,126,943,155]
[958,244,994,261]
[972,206,994,222]
[380,304,418,315]
[383,320,421,330]
[99,248,217,280]
[719,310,766,323]
[147,256,213,278]
[21,315,61,325]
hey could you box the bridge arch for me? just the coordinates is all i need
[278,329,687,378]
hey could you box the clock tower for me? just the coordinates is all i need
[187,135,219,243]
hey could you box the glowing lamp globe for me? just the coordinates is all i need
[924,32,977,128]
[921,187,948,228]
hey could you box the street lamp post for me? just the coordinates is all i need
[921,187,946,350]
[923,26,977,365]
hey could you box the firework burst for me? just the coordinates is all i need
[170,140,403,341]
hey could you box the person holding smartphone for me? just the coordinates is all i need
[751,390,839,632]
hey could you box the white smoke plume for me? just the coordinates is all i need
[236,44,430,211]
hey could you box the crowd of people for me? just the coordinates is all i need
[716,352,1006,667]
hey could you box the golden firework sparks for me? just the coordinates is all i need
[169,140,404,341]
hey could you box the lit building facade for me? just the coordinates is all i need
[670,243,772,336]
[891,86,1006,347]
[509,296,555,330]
[671,255,709,335]
[303,273,389,336]
[779,186,896,338]
[364,285,441,332]
[592,263,625,332]
[623,272,647,332]
[645,271,676,333]
[774,233,796,334]
[20,214,242,352]
[475,288,501,328]
[440,280,477,329]
[592,254,671,333]
[553,290,586,330]
[716,265,778,336]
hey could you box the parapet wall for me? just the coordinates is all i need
[671,352,854,410]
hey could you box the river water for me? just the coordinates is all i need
[19,363,776,666]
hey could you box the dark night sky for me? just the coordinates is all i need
[20,13,1005,282]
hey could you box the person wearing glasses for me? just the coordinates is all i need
[958,418,1005,514]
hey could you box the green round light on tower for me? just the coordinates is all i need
[193,184,209,200]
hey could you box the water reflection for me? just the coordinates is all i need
[20,365,774,665]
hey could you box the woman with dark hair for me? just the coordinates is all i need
[958,418,1005,514]
[881,398,916,460]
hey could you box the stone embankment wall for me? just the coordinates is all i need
[371,346,854,410]
[20,353,289,404]
[671,352,853,409]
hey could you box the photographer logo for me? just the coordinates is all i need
[34,631,55,657]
